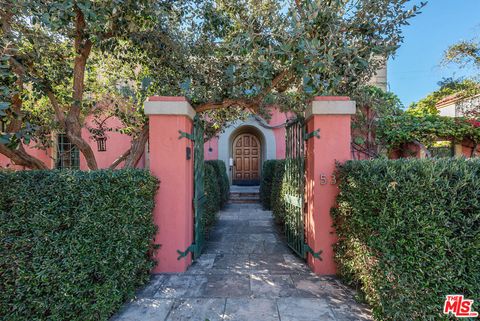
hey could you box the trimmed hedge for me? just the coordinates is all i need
[259,160,276,210]
[333,159,480,320]
[206,160,230,207]
[271,160,286,224]
[204,160,229,229]
[0,169,159,321]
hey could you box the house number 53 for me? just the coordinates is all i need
[320,174,337,185]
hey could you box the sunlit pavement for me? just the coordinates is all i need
[111,202,372,321]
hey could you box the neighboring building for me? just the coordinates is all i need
[434,93,480,158]
[437,93,480,117]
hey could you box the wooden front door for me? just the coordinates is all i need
[232,133,261,185]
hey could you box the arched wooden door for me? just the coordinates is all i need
[232,133,261,185]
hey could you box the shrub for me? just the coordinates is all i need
[204,162,221,227]
[0,169,159,321]
[206,160,230,207]
[260,160,277,210]
[271,160,286,224]
[333,158,480,320]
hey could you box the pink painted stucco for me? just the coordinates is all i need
[204,136,219,160]
[305,99,353,276]
[0,145,52,170]
[147,98,194,273]
[267,107,288,159]
[79,116,145,170]
[0,116,144,170]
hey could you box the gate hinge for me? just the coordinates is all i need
[303,244,322,260]
[304,129,320,141]
[177,243,198,260]
[178,130,195,141]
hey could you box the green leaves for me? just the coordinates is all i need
[333,159,480,320]
[203,161,229,229]
[259,160,277,210]
[377,114,480,149]
[0,169,159,320]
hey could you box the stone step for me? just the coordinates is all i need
[230,192,260,199]
[228,198,260,204]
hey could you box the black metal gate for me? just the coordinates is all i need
[284,117,321,260]
[177,115,206,260]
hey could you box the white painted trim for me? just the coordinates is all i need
[306,100,356,119]
[144,100,196,120]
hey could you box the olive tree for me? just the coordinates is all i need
[0,0,425,169]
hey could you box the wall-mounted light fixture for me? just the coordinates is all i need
[96,137,107,152]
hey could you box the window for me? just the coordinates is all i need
[428,141,454,158]
[56,134,80,169]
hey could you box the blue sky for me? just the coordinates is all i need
[388,0,480,107]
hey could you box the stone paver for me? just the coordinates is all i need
[111,202,372,321]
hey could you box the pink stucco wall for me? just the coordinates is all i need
[79,116,145,170]
[0,145,52,170]
[0,116,144,170]
[204,136,219,161]
[267,107,288,159]
[305,97,353,276]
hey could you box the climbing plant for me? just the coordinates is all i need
[377,114,480,150]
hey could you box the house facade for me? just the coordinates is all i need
[0,65,388,184]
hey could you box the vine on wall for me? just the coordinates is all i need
[377,114,480,150]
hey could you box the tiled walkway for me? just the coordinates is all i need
[111,202,372,321]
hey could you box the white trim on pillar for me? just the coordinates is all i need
[306,100,356,119]
[144,100,196,120]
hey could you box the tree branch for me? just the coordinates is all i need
[0,144,48,169]
[195,69,291,113]
[109,148,131,169]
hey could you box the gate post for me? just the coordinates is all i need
[305,96,356,275]
[145,96,195,273]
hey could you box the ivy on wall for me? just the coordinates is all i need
[377,114,480,150]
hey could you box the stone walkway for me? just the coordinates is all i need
[111,202,372,321]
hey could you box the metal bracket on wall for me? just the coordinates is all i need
[304,244,322,260]
[177,243,198,260]
[178,130,195,141]
[304,128,320,141]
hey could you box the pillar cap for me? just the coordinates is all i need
[144,96,196,120]
[306,96,356,119]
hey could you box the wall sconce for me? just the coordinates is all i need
[97,137,107,152]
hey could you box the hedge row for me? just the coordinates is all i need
[204,160,229,229]
[259,159,286,224]
[0,169,159,321]
[259,160,276,210]
[333,159,480,320]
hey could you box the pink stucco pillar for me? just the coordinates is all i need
[145,96,195,273]
[305,96,356,275]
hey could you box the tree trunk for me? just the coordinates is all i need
[109,124,149,169]
[0,144,48,169]
[124,124,149,168]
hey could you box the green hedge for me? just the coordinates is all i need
[333,159,480,320]
[204,160,229,229]
[259,160,277,210]
[0,169,159,321]
[206,160,230,207]
[271,160,286,224]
